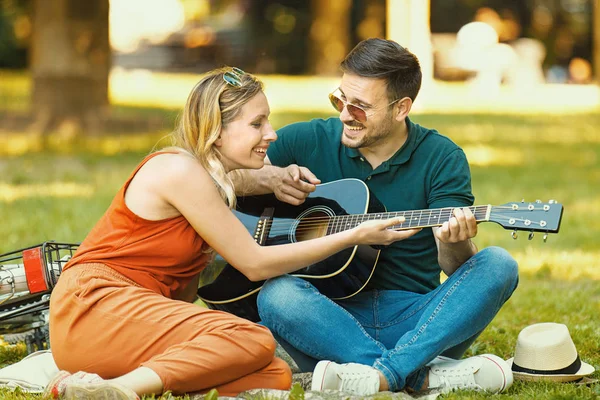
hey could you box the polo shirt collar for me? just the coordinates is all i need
[344,117,423,166]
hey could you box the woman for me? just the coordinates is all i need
[46,67,419,400]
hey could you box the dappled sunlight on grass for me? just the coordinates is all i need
[0,132,171,156]
[0,71,29,112]
[514,248,600,281]
[109,68,192,109]
[0,341,27,368]
[570,197,600,215]
[439,248,599,285]
[463,144,524,166]
[5,70,599,117]
[109,69,341,113]
[85,133,171,155]
[540,147,598,168]
[420,81,600,115]
[0,182,95,202]
[109,70,600,115]
[415,113,600,148]
[0,134,38,155]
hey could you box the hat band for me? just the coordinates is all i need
[512,355,582,375]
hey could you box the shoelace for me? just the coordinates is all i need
[57,372,103,394]
[71,372,103,382]
[338,371,378,394]
[434,368,480,391]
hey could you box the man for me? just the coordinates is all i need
[233,38,518,395]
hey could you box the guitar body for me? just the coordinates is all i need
[197,179,384,322]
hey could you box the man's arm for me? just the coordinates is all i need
[229,163,285,195]
[433,207,478,276]
[229,156,321,206]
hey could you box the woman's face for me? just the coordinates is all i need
[217,91,277,172]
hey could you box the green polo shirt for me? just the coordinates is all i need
[267,117,474,294]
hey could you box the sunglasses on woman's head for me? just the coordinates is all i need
[223,67,245,87]
[328,89,401,123]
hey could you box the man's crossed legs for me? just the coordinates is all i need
[258,246,519,394]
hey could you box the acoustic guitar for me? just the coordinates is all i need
[197,178,563,321]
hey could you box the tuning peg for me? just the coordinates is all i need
[543,233,548,243]
[521,199,525,203]
[512,230,518,240]
[528,232,534,240]
[535,200,542,203]
[549,199,557,204]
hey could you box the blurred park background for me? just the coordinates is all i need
[0,1,599,399]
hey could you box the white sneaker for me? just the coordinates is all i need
[427,355,455,365]
[427,354,513,394]
[45,370,140,400]
[311,360,380,395]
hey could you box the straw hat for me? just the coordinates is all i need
[506,322,595,382]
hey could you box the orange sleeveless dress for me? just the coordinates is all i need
[63,151,211,298]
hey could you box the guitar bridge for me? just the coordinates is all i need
[253,207,274,246]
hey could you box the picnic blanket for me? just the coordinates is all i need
[0,350,58,393]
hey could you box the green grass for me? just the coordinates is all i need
[0,89,599,398]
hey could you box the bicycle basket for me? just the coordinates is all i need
[0,241,79,311]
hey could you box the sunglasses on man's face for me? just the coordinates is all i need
[223,67,245,87]
[328,89,400,123]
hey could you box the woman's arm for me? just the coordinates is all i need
[155,154,418,282]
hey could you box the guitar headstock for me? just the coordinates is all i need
[489,200,563,239]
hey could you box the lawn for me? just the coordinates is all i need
[0,77,599,399]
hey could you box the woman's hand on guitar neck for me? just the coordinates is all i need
[352,216,421,246]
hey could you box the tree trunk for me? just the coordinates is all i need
[308,0,351,75]
[594,0,599,85]
[386,0,432,110]
[30,0,110,136]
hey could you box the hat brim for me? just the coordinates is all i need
[506,358,596,382]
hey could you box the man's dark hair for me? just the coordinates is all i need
[340,38,422,102]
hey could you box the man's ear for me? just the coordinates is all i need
[395,97,413,121]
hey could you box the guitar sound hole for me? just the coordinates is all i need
[295,211,330,242]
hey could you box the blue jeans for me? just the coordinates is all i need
[257,246,518,391]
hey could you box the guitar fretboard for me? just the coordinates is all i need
[327,205,490,234]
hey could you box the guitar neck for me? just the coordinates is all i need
[329,205,490,233]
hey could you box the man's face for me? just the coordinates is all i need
[337,73,396,149]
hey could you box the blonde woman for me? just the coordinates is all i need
[45,67,419,400]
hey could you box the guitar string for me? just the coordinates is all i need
[256,205,551,226]
[258,206,492,227]
[263,209,490,232]
[261,211,550,235]
[263,211,548,233]
[260,208,547,228]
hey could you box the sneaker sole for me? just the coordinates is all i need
[311,361,333,391]
[63,383,138,400]
[44,371,73,399]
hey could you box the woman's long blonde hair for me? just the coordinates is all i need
[168,67,263,209]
